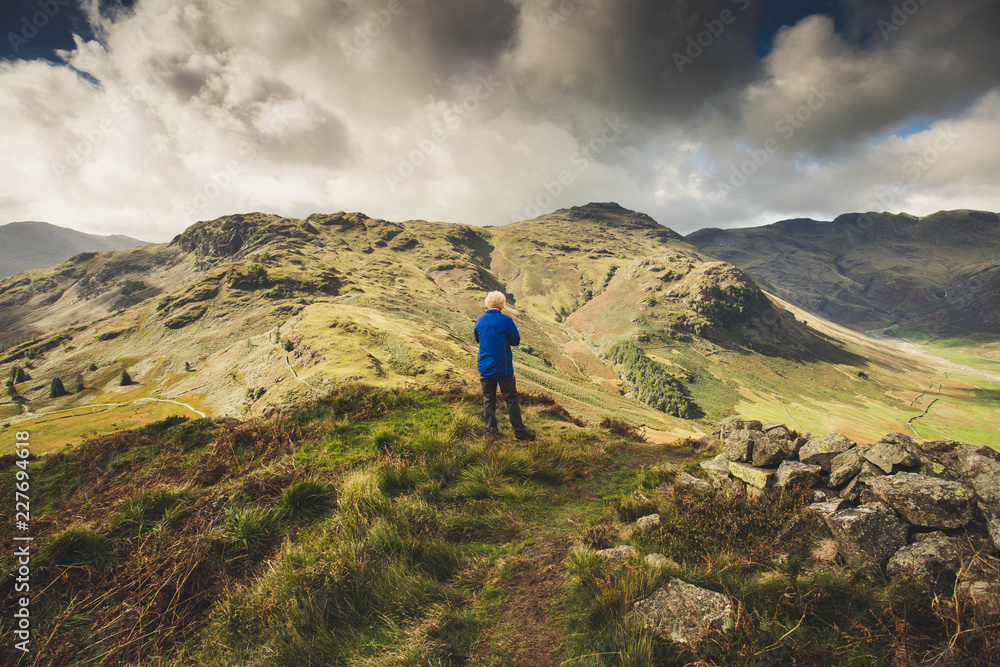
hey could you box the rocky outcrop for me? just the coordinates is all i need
[628,579,735,645]
[887,532,976,596]
[824,501,908,572]
[869,473,975,529]
[702,416,1000,594]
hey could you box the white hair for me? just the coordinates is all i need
[484,291,506,309]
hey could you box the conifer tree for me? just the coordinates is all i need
[49,377,68,398]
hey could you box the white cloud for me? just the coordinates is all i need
[0,0,997,240]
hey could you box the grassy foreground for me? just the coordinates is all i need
[1,383,997,666]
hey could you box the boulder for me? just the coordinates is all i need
[628,578,735,645]
[829,447,867,487]
[981,502,1000,553]
[598,545,638,562]
[887,532,975,596]
[864,440,920,474]
[674,472,712,492]
[714,416,761,435]
[805,499,846,522]
[954,445,1000,506]
[869,473,975,529]
[728,461,773,490]
[774,460,822,488]
[799,433,855,471]
[645,553,673,568]
[722,429,772,463]
[751,433,790,468]
[700,455,732,489]
[636,514,662,533]
[824,501,908,573]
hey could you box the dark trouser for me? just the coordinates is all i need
[480,375,529,437]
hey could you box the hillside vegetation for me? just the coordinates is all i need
[2,384,997,666]
[3,204,1000,452]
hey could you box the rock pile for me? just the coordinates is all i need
[700,417,1000,594]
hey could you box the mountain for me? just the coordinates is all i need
[0,220,149,278]
[2,203,999,452]
[685,210,1000,336]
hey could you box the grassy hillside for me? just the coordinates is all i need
[686,210,1000,335]
[2,384,995,666]
[2,204,999,452]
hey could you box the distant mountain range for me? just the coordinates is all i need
[686,210,1000,335]
[0,220,148,278]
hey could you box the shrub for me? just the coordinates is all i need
[599,417,645,442]
[276,479,335,521]
[158,418,218,452]
[217,504,277,559]
[116,488,194,534]
[39,527,114,572]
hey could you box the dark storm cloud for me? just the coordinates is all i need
[509,0,761,126]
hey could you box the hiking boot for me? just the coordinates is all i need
[513,431,536,442]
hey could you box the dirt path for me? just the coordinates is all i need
[475,532,573,666]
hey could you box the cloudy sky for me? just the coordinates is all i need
[1,0,998,241]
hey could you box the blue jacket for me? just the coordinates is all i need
[474,309,520,379]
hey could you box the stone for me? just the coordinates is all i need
[981,502,1000,553]
[824,501,908,572]
[829,447,866,487]
[751,432,790,468]
[774,460,822,488]
[869,473,975,529]
[763,422,787,434]
[675,472,712,491]
[918,439,961,456]
[645,553,672,568]
[958,581,1000,623]
[722,429,763,462]
[628,578,735,645]
[791,437,808,456]
[700,455,731,489]
[799,433,855,471]
[954,445,1000,506]
[636,514,662,532]
[864,441,920,474]
[887,532,975,596]
[598,545,638,561]
[805,499,846,522]
[714,416,751,435]
[728,461,773,489]
[839,476,865,503]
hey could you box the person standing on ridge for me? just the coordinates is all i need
[474,291,535,441]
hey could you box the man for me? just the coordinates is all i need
[474,291,535,441]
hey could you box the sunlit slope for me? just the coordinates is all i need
[2,204,998,451]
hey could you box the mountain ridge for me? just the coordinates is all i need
[2,204,999,453]
[686,209,1000,335]
[0,220,149,279]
